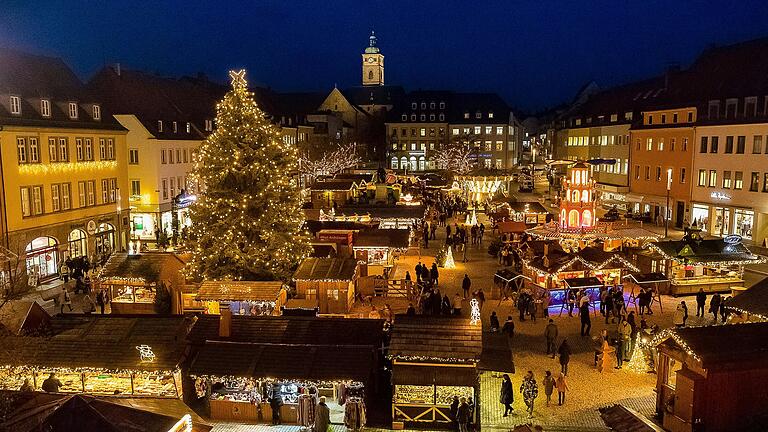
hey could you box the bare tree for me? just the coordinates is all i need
[434,133,480,175]
[299,142,362,183]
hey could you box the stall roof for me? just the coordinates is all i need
[391,364,477,386]
[389,315,482,363]
[304,220,370,234]
[189,341,374,381]
[354,229,410,248]
[478,332,515,373]
[336,205,425,220]
[625,273,669,284]
[196,281,284,302]
[657,322,768,368]
[726,277,768,319]
[0,315,190,372]
[564,277,604,289]
[649,238,765,265]
[187,315,384,346]
[599,404,665,432]
[0,300,50,335]
[497,221,528,234]
[98,252,185,282]
[310,180,358,191]
[507,201,549,214]
[2,394,212,432]
[294,257,358,281]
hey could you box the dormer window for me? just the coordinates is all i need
[411,102,417,110]
[186,122,191,133]
[430,114,435,121]
[40,99,51,117]
[157,120,164,132]
[430,102,435,109]
[92,104,101,120]
[488,112,494,119]
[464,112,470,119]
[205,119,213,131]
[439,102,445,109]
[173,121,178,133]
[420,102,426,109]
[439,113,445,121]
[420,114,426,121]
[410,114,416,121]
[401,114,407,121]
[475,111,481,119]
[68,102,78,119]
[9,96,21,115]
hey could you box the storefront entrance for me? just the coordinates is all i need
[676,201,685,228]
[691,204,709,232]
[95,223,115,256]
[25,236,58,284]
[714,207,730,237]
[734,209,754,239]
[68,229,87,259]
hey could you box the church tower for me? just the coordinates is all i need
[362,31,384,86]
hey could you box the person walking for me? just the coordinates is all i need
[556,372,569,406]
[579,301,591,336]
[96,290,105,314]
[544,319,558,357]
[557,339,571,376]
[500,374,514,416]
[618,316,632,361]
[430,263,439,286]
[543,371,555,407]
[442,295,452,315]
[473,287,486,311]
[450,396,459,429]
[313,396,330,432]
[681,300,689,326]
[696,288,706,317]
[60,287,72,314]
[462,274,471,299]
[456,397,470,432]
[709,292,721,321]
[566,289,576,317]
[627,311,638,357]
[452,293,463,316]
[490,311,500,332]
[673,302,686,328]
[720,296,730,323]
[502,315,515,342]
[520,371,538,419]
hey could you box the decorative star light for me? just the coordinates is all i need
[136,345,156,363]
[229,69,247,89]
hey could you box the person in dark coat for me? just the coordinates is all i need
[430,263,439,286]
[313,396,330,432]
[579,301,591,336]
[270,391,283,425]
[456,397,470,432]
[500,374,514,416]
[709,292,722,321]
[449,396,460,429]
[720,296,730,323]
[442,295,452,315]
[502,315,515,341]
[406,303,416,316]
[489,311,500,332]
[462,274,471,299]
[695,288,706,317]
[557,338,571,375]
[544,319,558,356]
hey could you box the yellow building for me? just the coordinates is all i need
[0,48,129,283]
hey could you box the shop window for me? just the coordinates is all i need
[391,157,398,170]
[568,210,579,227]
[68,229,87,258]
[25,236,58,283]
[763,173,768,193]
[582,210,593,227]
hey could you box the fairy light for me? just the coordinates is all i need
[167,414,193,432]
[469,299,480,325]
[185,69,311,282]
[443,246,455,268]
[18,160,118,175]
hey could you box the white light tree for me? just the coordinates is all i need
[434,133,479,175]
[299,142,362,182]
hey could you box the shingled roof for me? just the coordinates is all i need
[293,258,358,281]
[726,277,768,320]
[657,322,768,369]
[99,252,185,282]
[196,281,284,302]
[0,315,190,372]
[389,315,482,363]
[354,229,410,249]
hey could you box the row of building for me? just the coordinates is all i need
[543,37,768,245]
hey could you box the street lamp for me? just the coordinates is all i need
[665,168,673,238]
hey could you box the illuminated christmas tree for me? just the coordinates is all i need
[444,246,456,268]
[187,70,310,281]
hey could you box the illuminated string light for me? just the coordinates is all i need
[469,299,480,325]
[443,246,455,268]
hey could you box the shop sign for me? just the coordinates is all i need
[710,191,731,200]
[724,234,743,245]
[175,194,197,209]
[86,220,97,235]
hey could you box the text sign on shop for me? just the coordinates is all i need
[724,234,743,245]
[710,191,731,200]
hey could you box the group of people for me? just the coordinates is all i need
[449,395,476,432]
[499,371,568,419]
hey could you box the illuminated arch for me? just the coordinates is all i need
[572,190,580,202]
[568,209,580,227]
[582,210,593,227]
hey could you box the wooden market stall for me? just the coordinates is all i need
[725,276,768,323]
[389,315,482,429]
[655,322,768,432]
[562,277,603,314]
[646,230,764,296]
[353,229,411,276]
[195,281,287,316]
[186,315,386,426]
[293,258,359,315]
[309,180,361,209]
[506,201,550,225]
[98,252,187,314]
[0,315,190,398]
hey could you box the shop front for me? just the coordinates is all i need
[353,229,411,276]
[691,201,755,241]
[195,281,287,316]
[24,236,59,284]
[67,229,88,259]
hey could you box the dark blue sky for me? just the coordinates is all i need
[2,0,767,112]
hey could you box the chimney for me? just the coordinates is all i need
[219,308,232,338]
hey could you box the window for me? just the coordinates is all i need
[429,114,435,121]
[410,114,416,121]
[16,138,27,163]
[708,100,720,119]
[661,114,666,124]
[186,122,191,133]
[172,121,178,133]
[78,182,86,207]
[645,166,650,180]
[489,112,494,119]
[84,139,93,161]
[736,136,745,154]
[20,187,30,217]
[175,148,181,163]
[86,181,95,206]
[58,138,68,162]
[672,113,678,123]
[110,178,117,202]
[658,138,664,151]
[656,166,662,181]
[474,126,481,135]
[496,126,504,135]
[401,114,407,121]
[48,138,57,162]
[495,141,503,151]
[92,104,101,120]
[751,172,760,192]
[670,138,676,151]
[439,102,445,109]
[170,178,176,197]
[634,165,640,180]
[129,149,139,164]
[763,173,768,193]
[725,136,734,153]
[161,149,167,164]
[745,97,758,117]
[51,184,60,212]
[61,183,70,210]
[647,115,653,125]
[205,119,213,131]
[32,186,43,215]
[636,139,641,150]
[99,139,106,160]
[9,96,21,114]
[687,112,693,122]
[723,171,732,188]
[734,171,744,190]
[485,126,492,135]
[680,168,686,184]
[753,136,763,154]
[162,179,168,200]
[698,169,707,186]
[101,179,109,204]
[683,138,688,151]
[438,113,445,121]
[420,114,425,121]
[475,111,481,119]
[68,102,78,119]
[76,138,84,161]
[419,128,426,137]
[700,137,708,153]
[711,136,719,153]
[725,99,738,118]
[708,170,717,187]
[40,99,50,117]
[157,120,163,132]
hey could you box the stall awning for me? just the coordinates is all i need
[392,364,477,387]
[196,281,284,302]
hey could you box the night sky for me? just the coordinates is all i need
[2,0,767,112]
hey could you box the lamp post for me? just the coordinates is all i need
[665,168,672,238]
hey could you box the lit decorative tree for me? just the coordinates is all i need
[187,70,311,281]
[434,133,478,175]
[299,142,361,182]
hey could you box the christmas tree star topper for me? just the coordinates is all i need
[229,69,247,89]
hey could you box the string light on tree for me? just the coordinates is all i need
[186,69,311,282]
[444,246,455,268]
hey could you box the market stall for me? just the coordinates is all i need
[195,281,287,316]
[646,230,764,296]
[293,258,359,315]
[561,277,603,315]
[506,201,550,225]
[320,206,424,230]
[0,315,189,398]
[389,315,482,428]
[353,229,411,275]
[98,252,186,314]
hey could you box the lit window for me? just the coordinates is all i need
[157,120,163,132]
[9,96,21,114]
[488,112,494,119]
[92,104,101,120]
[40,99,50,117]
[173,121,178,133]
[68,102,78,119]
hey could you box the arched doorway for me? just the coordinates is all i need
[25,236,58,283]
[568,209,580,228]
[95,223,115,257]
[409,156,417,172]
[400,157,407,171]
[68,229,87,259]
[582,210,593,227]
[418,156,425,171]
[391,157,398,170]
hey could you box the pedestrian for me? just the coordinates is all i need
[600,287,609,316]
[406,303,416,316]
[96,290,105,314]
[456,397,470,432]
[709,292,721,321]
[579,301,591,336]
[405,271,411,283]
[19,377,34,392]
[601,339,616,373]
[720,296,730,323]
[673,302,686,327]
[682,300,689,326]
[556,372,569,406]
[270,389,283,425]
[313,396,330,432]
[452,293,463,315]
[466,397,475,432]
[60,261,70,283]
[415,262,423,283]
[502,315,515,342]
[490,311,500,332]
[473,287,485,311]
[615,329,625,369]
[557,339,571,375]
[60,287,72,314]
[369,305,381,319]
[627,311,638,357]
[544,319,558,357]
[604,287,614,323]
[450,396,460,429]
[83,294,96,315]
[500,374,514,416]
[618,315,632,361]
[462,274,471,299]
[442,295,452,315]
[520,371,538,418]
[41,372,62,393]
[696,288,706,317]
[566,289,576,317]
[431,263,439,286]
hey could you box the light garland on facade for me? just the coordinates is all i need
[651,328,702,363]
[0,364,179,376]
[18,160,118,175]
[524,253,638,277]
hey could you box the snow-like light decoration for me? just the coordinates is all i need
[469,298,481,325]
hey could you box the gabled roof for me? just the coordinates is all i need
[726,277,768,320]
[98,252,185,282]
[293,258,358,281]
[389,315,482,363]
[342,85,405,107]
[0,301,50,335]
[649,238,764,265]
[354,229,410,249]
[196,281,284,302]
[657,322,768,368]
